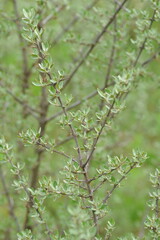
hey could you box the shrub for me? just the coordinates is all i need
[0,0,159,239]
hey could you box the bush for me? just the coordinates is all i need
[0,0,159,239]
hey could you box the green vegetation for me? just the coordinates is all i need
[0,0,159,239]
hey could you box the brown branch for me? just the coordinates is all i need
[24,86,49,230]
[63,0,128,89]
[47,39,158,148]
[103,162,137,204]
[57,96,82,164]
[52,0,100,45]
[92,160,126,192]
[0,81,40,118]
[38,3,67,29]
[5,151,52,239]
[45,81,114,123]
[100,0,118,109]
[104,3,118,87]
[83,97,117,168]
[82,169,98,227]
[35,141,77,162]
[23,34,50,231]
[142,47,160,67]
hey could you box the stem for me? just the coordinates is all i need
[57,96,82,165]
[52,0,100,45]
[63,0,128,89]
[12,0,29,93]
[103,163,137,204]
[133,3,158,67]
[0,166,20,232]
[83,98,116,168]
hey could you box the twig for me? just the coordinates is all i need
[103,162,137,203]
[38,3,67,29]
[63,0,128,89]
[0,166,20,232]
[0,81,40,118]
[57,96,82,164]
[83,97,117,168]
[100,0,118,109]
[155,175,160,219]
[142,47,160,66]
[82,169,99,227]
[52,0,100,45]
[4,149,52,239]
[35,141,76,162]
[45,82,114,123]
[133,4,158,67]
[12,0,29,92]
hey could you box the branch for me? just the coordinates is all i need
[38,3,67,29]
[57,96,82,164]
[0,81,40,118]
[133,5,158,67]
[142,47,160,66]
[100,0,118,109]
[83,97,117,168]
[0,166,20,232]
[12,0,29,92]
[5,151,52,239]
[63,0,128,89]
[103,162,137,204]
[35,141,77,162]
[45,81,114,123]
[52,0,100,45]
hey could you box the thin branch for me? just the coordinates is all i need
[0,81,40,118]
[104,3,118,87]
[133,4,158,67]
[0,166,20,232]
[38,3,67,29]
[57,96,82,164]
[52,0,100,45]
[5,151,52,239]
[24,35,49,232]
[47,43,158,148]
[142,47,160,66]
[35,141,76,162]
[12,0,29,92]
[100,0,118,109]
[24,86,49,229]
[63,0,128,89]
[90,163,126,184]
[45,81,114,123]
[83,97,117,168]
[82,169,99,227]
[155,175,160,219]
[103,162,137,204]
